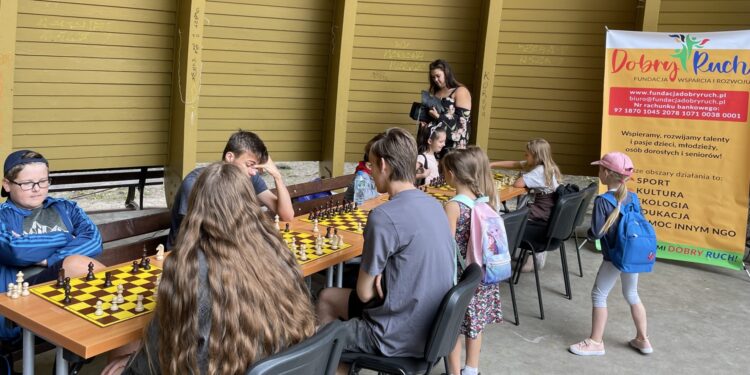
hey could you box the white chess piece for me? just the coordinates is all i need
[10,285,19,299]
[315,243,323,256]
[16,271,24,285]
[134,295,144,312]
[274,215,280,230]
[116,285,125,303]
[299,245,307,261]
[7,283,14,297]
[21,282,29,297]
[110,300,119,312]
[357,222,363,232]
[337,235,345,247]
[313,219,319,234]
[155,244,165,261]
[330,235,339,250]
[95,300,104,316]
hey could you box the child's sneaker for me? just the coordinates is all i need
[569,338,605,356]
[629,337,653,354]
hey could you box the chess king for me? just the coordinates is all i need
[0,150,104,339]
[167,130,295,249]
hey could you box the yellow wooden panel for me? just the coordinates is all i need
[347,111,415,125]
[212,0,332,10]
[493,87,602,102]
[657,24,750,32]
[15,55,172,72]
[349,90,418,104]
[500,22,633,34]
[489,139,589,157]
[356,14,478,31]
[489,129,598,144]
[202,73,326,88]
[18,1,175,23]
[497,43,604,57]
[205,14,331,33]
[498,32,605,46]
[37,144,167,159]
[352,48,473,65]
[359,0,478,7]
[203,61,327,77]
[200,86,322,98]
[349,80,428,94]
[204,27,328,44]
[502,0,636,11]
[354,37,476,54]
[346,122,402,134]
[659,13,750,25]
[19,14,175,35]
[491,108,600,124]
[45,0,176,12]
[197,141,320,153]
[198,108,323,120]
[497,65,603,79]
[350,69,424,84]
[13,120,168,135]
[357,2,480,18]
[50,155,167,171]
[14,83,170,96]
[351,59,474,78]
[489,119,599,134]
[492,98,600,113]
[16,42,174,60]
[16,28,174,48]
[197,119,323,131]
[494,76,602,91]
[496,54,603,68]
[355,25,479,42]
[14,108,168,122]
[206,2,332,21]
[348,101,414,113]
[660,0,750,12]
[198,130,321,142]
[202,50,329,65]
[14,132,169,147]
[14,96,170,109]
[502,9,636,22]
[15,70,171,84]
[203,38,329,55]
[199,97,325,109]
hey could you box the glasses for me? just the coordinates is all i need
[9,178,51,191]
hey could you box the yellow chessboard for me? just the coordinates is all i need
[280,229,352,265]
[298,208,369,234]
[30,264,161,327]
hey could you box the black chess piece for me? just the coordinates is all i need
[285,223,290,232]
[132,260,140,273]
[56,268,66,288]
[85,262,95,281]
[64,277,71,287]
[104,271,113,287]
[325,227,332,239]
[308,211,314,220]
[140,247,148,268]
[63,285,72,305]
[144,258,152,270]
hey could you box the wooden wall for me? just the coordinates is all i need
[11,0,176,171]
[197,0,334,162]
[658,0,750,32]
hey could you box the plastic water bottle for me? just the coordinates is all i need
[353,171,368,206]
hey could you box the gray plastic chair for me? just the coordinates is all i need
[571,182,599,277]
[501,206,530,326]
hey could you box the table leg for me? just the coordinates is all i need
[22,328,34,375]
[326,267,333,288]
[55,347,68,375]
[336,262,344,288]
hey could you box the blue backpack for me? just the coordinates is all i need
[450,194,511,284]
[600,192,657,273]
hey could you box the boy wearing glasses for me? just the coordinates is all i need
[167,130,295,248]
[0,150,103,339]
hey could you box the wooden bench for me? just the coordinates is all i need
[94,209,171,266]
[50,167,165,210]
[283,174,356,216]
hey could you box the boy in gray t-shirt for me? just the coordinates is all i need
[316,128,455,359]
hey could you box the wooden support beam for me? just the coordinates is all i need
[472,0,503,150]
[320,0,357,178]
[638,0,661,31]
[165,0,205,206]
[0,0,19,171]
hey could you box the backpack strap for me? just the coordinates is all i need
[418,153,428,170]
[450,194,475,208]
[599,192,618,208]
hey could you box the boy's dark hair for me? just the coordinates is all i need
[222,130,269,164]
[369,128,416,183]
[428,59,462,95]
[363,133,384,163]
[2,150,49,197]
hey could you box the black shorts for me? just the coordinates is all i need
[346,278,387,319]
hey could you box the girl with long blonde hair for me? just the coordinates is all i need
[104,162,315,375]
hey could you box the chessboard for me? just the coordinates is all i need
[30,264,161,327]
[280,228,352,265]
[494,172,507,181]
[425,176,455,191]
[299,209,368,234]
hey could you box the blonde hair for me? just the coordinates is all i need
[526,138,562,188]
[157,163,315,375]
[440,146,497,209]
[599,167,630,235]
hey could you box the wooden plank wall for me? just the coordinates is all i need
[345,0,482,161]
[658,0,750,32]
[489,0,638,176]
[12,0,176,171]
[197,0,334,162]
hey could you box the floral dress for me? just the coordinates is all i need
[418,88,471,158]
[455,201,503,339]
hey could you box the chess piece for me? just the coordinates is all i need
[64,277,71,287]
[132,260,140,273]
[6,283,14,297]
[95,300,104,316]
[21,282,29,297]
[330,235,339,250]
[110,299,119,312]
[313,219,319,234]
[285,223,290,232]
[63,286,71,304]
[337,234,345,248]
[144,258,151,270]
[134,295,144,312]
[357,222,363,232]
[116,285,124,304]
[139,247,149,268]
[299,248,307,261]
[104,271,113,288]
[86,262,95,281]
[315,242,323,256]
[325,227,332,239]
[56,268,65,288]
[16,271,24,286]
[274,214,280,230]
[155,244,165,261]
[10,285,19,299]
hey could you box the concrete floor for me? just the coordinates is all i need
[25,234,750,375]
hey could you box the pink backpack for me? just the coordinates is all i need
[450,194,511,284]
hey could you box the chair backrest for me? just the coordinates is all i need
[502,206,530,257]
[423,263,482,365]
[247,320,347,375]
[546,191,586,241]
[572,182,598,230]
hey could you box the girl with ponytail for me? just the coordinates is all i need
[569,152,653,357]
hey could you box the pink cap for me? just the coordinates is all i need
[591,152,634,176]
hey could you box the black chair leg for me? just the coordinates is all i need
[508,275,519,326]
[531,251,544,320]
[513,249,528,285]
[573,234,584,277]
[559,243,572,300]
